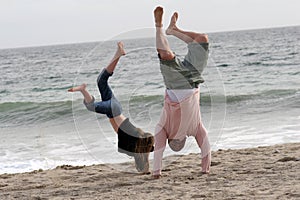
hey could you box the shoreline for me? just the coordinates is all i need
[1,143,299,199]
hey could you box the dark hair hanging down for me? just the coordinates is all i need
[135,129,154,153]
[133,129,155,172]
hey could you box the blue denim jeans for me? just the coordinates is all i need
[84,69,122,118]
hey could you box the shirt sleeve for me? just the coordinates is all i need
[153,125,167,176]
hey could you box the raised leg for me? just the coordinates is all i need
[68,84,93,104]
[154,6,175,60]
[166,12,209,44]
[105,42,126,74]
[97,42,126,101]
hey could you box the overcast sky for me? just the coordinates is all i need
[0,0,299,49]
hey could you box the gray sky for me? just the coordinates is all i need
[0,0,299,49]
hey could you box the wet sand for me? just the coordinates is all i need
[0,143,299,199]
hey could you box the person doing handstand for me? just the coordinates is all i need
[68,42,154,173]
[153,6,211,178]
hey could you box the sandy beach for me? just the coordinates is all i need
[0,143,299,199]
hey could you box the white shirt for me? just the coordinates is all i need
[166,88,197,102]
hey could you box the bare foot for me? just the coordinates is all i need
[166,12,178,35]
[154,6,163,27]
[67,83,87,92]
[117,42,126,57]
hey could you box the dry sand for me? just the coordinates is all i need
[0,143,299,200]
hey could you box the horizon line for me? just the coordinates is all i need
[1,24,299,50]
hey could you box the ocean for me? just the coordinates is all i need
[1,26,299,174]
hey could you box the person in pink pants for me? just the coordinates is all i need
[152,6,211,179]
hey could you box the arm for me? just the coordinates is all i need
[152,125,167,178]
[195,122,211,174]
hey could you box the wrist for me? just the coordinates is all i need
[152,169,161,176]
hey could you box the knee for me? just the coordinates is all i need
[97,72,105,83]
[194,34,209,43]
[157,50,175,60]
[97,75,104,84]
[84,101,96,112]
[97,69,111,83]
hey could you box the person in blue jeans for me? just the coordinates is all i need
[68,42,154,173]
